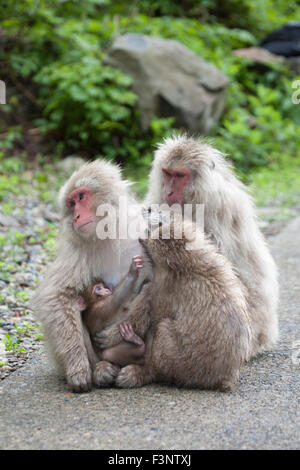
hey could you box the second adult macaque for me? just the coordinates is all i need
[80,255,146,370]
[145,135,279,357]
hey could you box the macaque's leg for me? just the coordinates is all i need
[82,321,99,369]
[101,322,146,368]
[116,319,178,388]
[101,320,146,367]
[102,341,145,367]
[57,290,92,393]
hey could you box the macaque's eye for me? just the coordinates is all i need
[93,285,103,296]
[79,192,85,200]
[175,173,185,178]
[163,170,171,178]
[70,200,75,208]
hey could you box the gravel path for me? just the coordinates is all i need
[0,194,58,378]
[0,216,299,450]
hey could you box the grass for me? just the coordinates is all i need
[2,321,43,354]
[248,154,300,208]
[1,151,300,211]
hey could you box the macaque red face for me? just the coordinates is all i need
[66,186,97,235]
[162,168,191,205]
[92,283,112,299]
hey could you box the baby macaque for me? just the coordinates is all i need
[80,256,146,370]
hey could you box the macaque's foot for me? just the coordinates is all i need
[93,361,120,387]
[119,322,144,347]
[67,366,92,393]
[129,255,143,277]
[115,364,147,388]
[219,380,236,393]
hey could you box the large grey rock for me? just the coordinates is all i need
[106,34,229,134]
[289,56,300,74]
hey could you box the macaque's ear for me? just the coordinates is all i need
[77,296,87,311]
[210,160,215,170]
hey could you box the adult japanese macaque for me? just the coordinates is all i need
[32,160,150,392]
[96,218,252,391]
[144,135,279,357]
[80,255,146,369]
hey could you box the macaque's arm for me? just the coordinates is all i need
[93,283,152,349]
[109,255,143,311]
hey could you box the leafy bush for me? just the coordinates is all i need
[116,15,300,172]
[0,0,299,182]
[0,0,173,168]
[116,0,299,36]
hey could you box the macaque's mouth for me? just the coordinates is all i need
[165,195,180,204]
[76,219,95,230]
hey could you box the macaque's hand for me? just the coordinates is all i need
[129,255,143,278]
[93,323,122,349]
[66,364,92,393]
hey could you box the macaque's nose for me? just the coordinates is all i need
[74,213,80,222]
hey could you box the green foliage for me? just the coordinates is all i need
[0,0,174,164]
[116,0,299,36]
[248,153,300,207]
[0,0,299,178]
[3,321,43,353]
[3,331,26,353]
[116,14,300,172]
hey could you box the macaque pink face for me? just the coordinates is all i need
[66,186,97,235]
[162,168,191,204]
[92,283,112,299]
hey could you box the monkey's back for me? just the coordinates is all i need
[149,246,252,389]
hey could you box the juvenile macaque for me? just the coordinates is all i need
[96,218,252,391]
[32,160,151,392]
[145,135,279,357]
[80,255,146,369]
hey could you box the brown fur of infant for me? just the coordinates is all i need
[79,256,146,369]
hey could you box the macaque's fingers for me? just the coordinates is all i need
[134,256,143,269]
[119,322,144,347]
[119,321,131,340]
[119,323,127,338]
[130,255,144,275]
